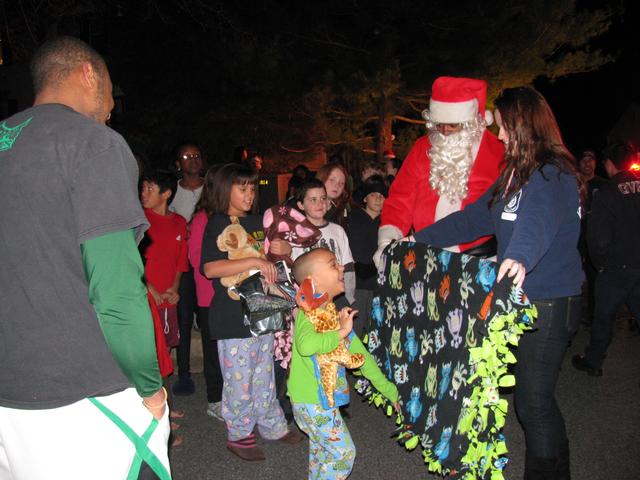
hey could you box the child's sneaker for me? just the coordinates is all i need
[206,401,223,421]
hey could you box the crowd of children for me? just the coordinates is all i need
[137,144,396,476]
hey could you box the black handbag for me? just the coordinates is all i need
[230,263,296,336]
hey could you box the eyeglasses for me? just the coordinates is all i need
[181,153,201,160]
[435,123,463,134]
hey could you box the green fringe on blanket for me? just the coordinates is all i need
[356,302,537,479]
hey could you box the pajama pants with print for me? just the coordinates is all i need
[292,403,356,480]
[217,335,288,442]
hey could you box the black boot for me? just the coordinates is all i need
[524,455,559,480]
[557,440,571,480]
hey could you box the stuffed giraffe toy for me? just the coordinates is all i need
[295,278,365,407]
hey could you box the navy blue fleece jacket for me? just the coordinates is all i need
[414,164,584,299]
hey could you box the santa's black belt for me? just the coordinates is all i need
[461,236,497,258]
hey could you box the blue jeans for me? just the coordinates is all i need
[585,268,640,368]
[514,296,581,459]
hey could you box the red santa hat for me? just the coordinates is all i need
[383,149,396,159]
[429,76,493,126]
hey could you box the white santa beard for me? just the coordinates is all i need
[427,126,483,201]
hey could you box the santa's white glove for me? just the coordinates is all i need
[373,225,403,269]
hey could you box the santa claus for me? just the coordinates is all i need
[374,76,504,264]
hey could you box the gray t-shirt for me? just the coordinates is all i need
[169,182,202,222]
[0,103,149,409]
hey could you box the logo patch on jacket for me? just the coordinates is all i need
[501,190,521,221]
[0,118,32,152]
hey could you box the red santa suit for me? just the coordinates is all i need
[381,131,503,250]
[377,77,504,257]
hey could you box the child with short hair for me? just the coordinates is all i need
[347,175,388,336]
[140,168,189,446]
[292,179,356,306]
[140,169,188,349]
[200,163,301,462]
[288,248,399,479]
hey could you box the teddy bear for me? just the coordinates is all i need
[217,217,265,300]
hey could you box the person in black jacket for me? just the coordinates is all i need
[573,143,640,377]
[347,175,388,336]
[576,150,608,325]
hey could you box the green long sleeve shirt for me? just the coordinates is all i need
[81,229,162,397]
[287,308,398,405]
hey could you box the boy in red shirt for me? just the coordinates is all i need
[140,169,189,447]
[140,170,189,351]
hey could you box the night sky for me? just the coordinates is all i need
[536,0,639,157]
[2,0,638,167]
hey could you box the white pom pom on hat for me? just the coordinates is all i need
[429,76,493,126]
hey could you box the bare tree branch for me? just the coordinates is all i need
[284,31,370,54]
[393,115,424,125]
[280,136,374,153]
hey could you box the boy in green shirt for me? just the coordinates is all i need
[288,248,399,479]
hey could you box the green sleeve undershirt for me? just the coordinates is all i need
[81,229,162,397]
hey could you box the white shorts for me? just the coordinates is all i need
[0,388,171,480]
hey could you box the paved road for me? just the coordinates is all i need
[169,316,639,480]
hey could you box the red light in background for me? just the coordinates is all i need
[630,163,640,172]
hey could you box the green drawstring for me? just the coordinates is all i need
[89,397,171,480]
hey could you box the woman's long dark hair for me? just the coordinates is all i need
[195,163,258,216]
[490,87,581,205]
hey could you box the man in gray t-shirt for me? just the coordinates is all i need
[0,37,171,479]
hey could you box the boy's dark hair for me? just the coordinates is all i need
[206,163,258,215]
[360,175,388,205]
[292,164,311,179]
[605,142,635,170]
[30,36,106,94]
[142,169,178,205]
[361,160,383,173]
[296,178,326,204]
[580,149,597,162]
[287,175,305,198]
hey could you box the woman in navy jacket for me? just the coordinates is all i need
[411,87,583,480]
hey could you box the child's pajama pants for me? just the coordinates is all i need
[217,335,289,442]
[292,403,356,480]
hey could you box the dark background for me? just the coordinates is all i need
[1,0,638,169]
[536,0,639,156]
